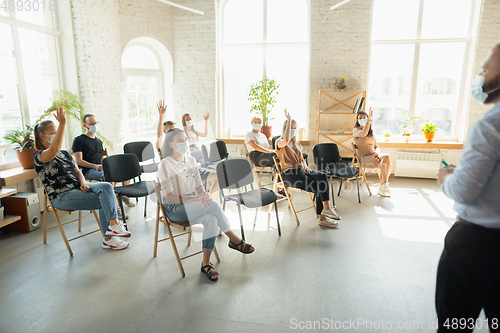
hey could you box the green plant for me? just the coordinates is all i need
[420,119,438,134]
[3,90,113,151]
[339,76,348,83]
[399,110,420,136]
[384,131,391,138]
[248,76,280,126]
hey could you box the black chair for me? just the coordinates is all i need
[313,143,362,203]
[123,141,159,173]
[102,154,154,222]
[217,158,280,241]
[201,140,228,167]
[271,135,309,165]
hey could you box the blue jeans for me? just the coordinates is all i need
[84,168,104,181]
[51,182,118,234]
[163,200,231,252]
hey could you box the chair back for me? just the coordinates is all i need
[271,135,281,149]
[313,143,341,171]
[216,158,254,190]
[351,142,361,166]
[103,153,142,183]
[124,141,155,163]
[202,141,228,165]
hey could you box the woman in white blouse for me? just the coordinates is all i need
[182,112,209,164]
[245,116,276,168]
[352,108,392,197]
[157,128,255,281]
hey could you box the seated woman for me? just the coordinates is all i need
[157,128,255,282]
[245,116,276,167]
[182,112,209,164]
[33,107,130,250]
[352,108,392,197]
[276,109,341,227]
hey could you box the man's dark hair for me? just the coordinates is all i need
[82,114,95,124]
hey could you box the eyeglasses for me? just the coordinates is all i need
[86,122,98,126]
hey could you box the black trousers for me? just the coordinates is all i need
[281,169,332,214]
[248,151,277,168]
[436,220,500,332]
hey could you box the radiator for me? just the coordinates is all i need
[395,152,441,179]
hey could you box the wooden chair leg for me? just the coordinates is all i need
[53,211,73,256]
[284,188,299,225]
[166,221,185,277]
[78,210,82,232]
[92,210,103,236]
[307,192,318,217]
[257,168,264,187]
[288,189,295,208]
[213,245,221,263]
[187,227,192,246]
[43,194,48,244]
[153,204,160,257]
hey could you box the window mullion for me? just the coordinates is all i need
[263,0,267,77]
[10,24,30,127]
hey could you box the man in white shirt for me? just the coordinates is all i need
[436,44,500,332]
[245,116,276,168]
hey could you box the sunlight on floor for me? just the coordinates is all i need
[378,218,451,243]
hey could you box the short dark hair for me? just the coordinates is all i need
[82,114,95,124]
[164,120,175,126]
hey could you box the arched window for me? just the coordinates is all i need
[219,0,310,136]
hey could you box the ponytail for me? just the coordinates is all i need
[34,120,54,150]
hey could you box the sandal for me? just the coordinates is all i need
[201,262,219,281]
[228,240,255,254]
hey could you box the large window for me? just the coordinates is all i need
[0,8,61,164]
[220,0,310,136]
[368,0,475,139]
[121,44,163,138]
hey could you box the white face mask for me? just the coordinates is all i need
[290,129,297,138]
[471,72,500,103]
[185,120,193,127]
[252,123,262,130]
[88,125,98,134]
[358,118,368,126]
[175,141,190,154]
[46,134,56,144]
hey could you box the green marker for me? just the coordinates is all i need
[441,160,449,167]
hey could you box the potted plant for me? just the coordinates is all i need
[334,76,348,90]
[3,90,112,168]
[248,76,280,138]
[420,119,438,143]
[383,131,391,142]
[399,110,420,143]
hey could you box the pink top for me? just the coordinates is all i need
[353,127,378,157]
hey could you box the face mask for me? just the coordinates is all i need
[252,123,262,130]
[290,129,297,138]
[185,120,193,127]
[175,141,190,154]
[358,118,368,126]
[47,134,56,144]
[471,73,500,103]
[88,125,98,134]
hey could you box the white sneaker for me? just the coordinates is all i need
[102,236,129,250]
[321,208,341,220]
[122,196,136,207]
[105,223,131,237]
[378,183,391,197]
[319,218,339,228]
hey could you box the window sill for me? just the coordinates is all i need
[377,140,463,149]
[217,137,311,146]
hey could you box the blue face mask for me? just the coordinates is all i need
[47,134,56,144]
[358,118,368,126]
[471,73,500,103]
[175,141,190,154]
[252,123,262,130]
[88,125,98,134]
[185,120,193,127]
[290,129,297,138]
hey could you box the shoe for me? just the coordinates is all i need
[121,196,136,207]
[105,222,131,237]
[201,262,219,281]
[378,183,391,197]
[318,218,339,228]
[117,208,129,220]
[102,236,129,250]
[321,208,341,220]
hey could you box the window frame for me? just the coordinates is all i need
[368,0,478,141]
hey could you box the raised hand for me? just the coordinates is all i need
[369,107,373,119]
[53,106,66,125]
[157,100,167,115]
[204,112,210,121]
[284,108,291,120]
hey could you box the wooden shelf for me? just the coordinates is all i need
[0,167,38,186]
[0,215,22,229]
[0,188,17,199]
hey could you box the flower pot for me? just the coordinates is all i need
[404,134,411,143]
[15,148,37,169]
[261,125,272,139]
[384,137,390,142]
[424,132,435,143]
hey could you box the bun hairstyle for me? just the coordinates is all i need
[34,120,54,150]
[355,111,373,137]
[161,128,185,158]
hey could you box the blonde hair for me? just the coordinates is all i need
[251,116,261,124]
[34,120,54,150]
[182,113,196,133]
[281,119,302,149]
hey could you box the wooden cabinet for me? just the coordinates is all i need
[317,90,366,157]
